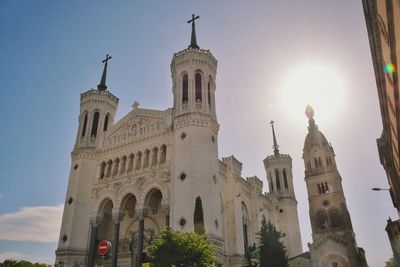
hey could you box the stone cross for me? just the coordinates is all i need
[187,13,199,25]
[98,54,112,91]
[102,54,112,64]
[187,14,200,49]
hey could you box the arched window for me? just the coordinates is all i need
[325,182,329,192]
[106,160,113,177]
[135,152,142,170]
[103,114,110,131]
[317,211,328,229]
[91,111,100,138]
[194,197,205,235]
[242,202,249,250]
[330,210,342,228]
[269,172,274,193]
[318,157,323,167]
[160,145,167,164]
[314,158,318,168]
[99,162,106,179]
[143,150,150,168]
[182,74,188,103]
[128,154,134,172]
[120,156,127,174]
[317,184,322,194]
[321,183,326,193]
[151,147,158,166]
[283,169,288,189]
[207,77,212,105]
[195,72,202,102]
[275,169,281,192]
[113,158,120,176]
[81,112,88,137]
[306,161,311,171]
[325,156,330,166]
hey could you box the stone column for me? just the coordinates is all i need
[162,205,170,227]
[136,208,147,267]
[111,211,123,267]
[87,216,102,267]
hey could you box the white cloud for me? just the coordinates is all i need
[0,204,63,242]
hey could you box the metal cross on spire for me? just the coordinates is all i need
[97,54,112,91]
[270,120,280,155]
[187,14,200,49]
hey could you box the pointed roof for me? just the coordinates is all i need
[97,54,112,91]
[187,14,200,49]
[270,121,280,155]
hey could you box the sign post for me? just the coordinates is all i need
[98,240,111,256]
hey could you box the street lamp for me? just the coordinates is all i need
[372,187,390,191]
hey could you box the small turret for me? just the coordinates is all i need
[75,55,119,149]
[171,15,217,120]
[263,121,303,257]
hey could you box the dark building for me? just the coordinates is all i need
[362,0,400,261]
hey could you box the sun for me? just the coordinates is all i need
[279,63,346,124]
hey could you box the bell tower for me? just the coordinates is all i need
[55,55,119,267]
[171,14,217,120]
[75,54,118,149]
[170,14,224,260]
[303,106,368,267]
[263,121,303,258]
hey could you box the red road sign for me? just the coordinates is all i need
[98,240,111,256]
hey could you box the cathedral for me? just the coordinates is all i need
[55,16,367,267]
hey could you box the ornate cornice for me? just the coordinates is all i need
[81,89,119,103]
[173,113,219,133]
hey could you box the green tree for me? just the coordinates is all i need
[1,259,51,267]
[147,227,216,267]
[386,256,400,267]
[257,216,288,267]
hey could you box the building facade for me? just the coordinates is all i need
[304,106,368,267]
[362,0,400,260]
[55,19,303,267]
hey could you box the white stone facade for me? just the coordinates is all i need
[55,41,304,267]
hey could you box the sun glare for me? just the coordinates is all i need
[279,63,346,124]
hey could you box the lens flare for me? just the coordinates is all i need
[384,63,395,74]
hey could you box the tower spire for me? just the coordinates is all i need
[305,104,316,130]
[270,120,280,155]
[97,54,112,91]
[187,14,200,49]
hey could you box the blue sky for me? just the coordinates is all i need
[0,1,395,266]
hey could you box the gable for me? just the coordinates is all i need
[102,108,172,148]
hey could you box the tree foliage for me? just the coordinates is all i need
[0,259,51,267]
[386,256,400,267]
[257,216,288,267]
[147,227,216,267]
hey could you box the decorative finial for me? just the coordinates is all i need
[132,101,140,110]
[305,105,316,129]
[187,14,200,49]
[97,54,112,91]
[270,120,280,155]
